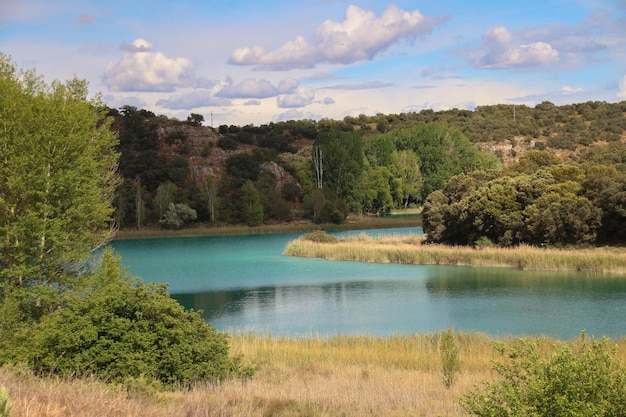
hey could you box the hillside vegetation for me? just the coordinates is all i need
[110,101,626,237]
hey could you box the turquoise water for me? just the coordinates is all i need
[110,228,626,339]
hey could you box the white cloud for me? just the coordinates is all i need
[215,76,299,98]
[277,87,315,108]
[562,86,584,94]
[103,39,193,92]
[156,90,232,109]
[472,25,560,69]
[228,4,442,70]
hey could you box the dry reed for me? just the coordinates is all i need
[284,234,626,275]
[3,333,625,417]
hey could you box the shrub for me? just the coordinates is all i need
[460,333,626,416]
[302,231,338,243]
[2,249,253,389]
[440,328,460,388]
[0,388,9,417]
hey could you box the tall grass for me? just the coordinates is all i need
[285,234,626,275]
[3,333,625,417]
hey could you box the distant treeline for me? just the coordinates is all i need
[109,101,626,243]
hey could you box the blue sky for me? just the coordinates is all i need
[1,0,625,126]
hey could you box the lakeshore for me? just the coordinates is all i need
[113,212,422,240]
[3,332,625,417]
[284,233,626,275]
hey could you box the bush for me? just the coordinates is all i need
[302,231,339,244]
[460,334,626,416]
[0,388,9,417]
[440,328,460,388]
[2,249,253,388]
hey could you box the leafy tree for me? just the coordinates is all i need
[460,335,626,416]
[160,202,197,229]
[524,191,601,245]
[240,180,264,226]
[187,112,204,126]
[0,54,118,297]
[153,182,177,221]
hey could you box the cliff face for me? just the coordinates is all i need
[155,123,301,188]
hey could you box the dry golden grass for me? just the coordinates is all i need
[3,333,625,417]
[285,234,626,275]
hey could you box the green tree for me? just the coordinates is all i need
[241,180,264,226]
[160,202,197,229]
[0,54,119,297]
[461,335,626,416]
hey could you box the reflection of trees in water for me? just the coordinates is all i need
[174,281,384,322]
[425,267,626,298]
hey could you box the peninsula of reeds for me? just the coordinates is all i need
[284,232,626,275]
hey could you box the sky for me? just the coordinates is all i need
[1,0,625,126]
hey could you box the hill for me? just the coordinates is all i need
[108,101,626,230]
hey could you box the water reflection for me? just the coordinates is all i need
[173,270,626,339]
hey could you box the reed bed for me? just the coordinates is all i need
[4,333,625,417]
[284,234,626,275]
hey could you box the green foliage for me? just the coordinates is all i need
[240,180,264,226]
[423,146,625,246]
[460,335,626,416]
[0,53,119,296]
[0,387,9,417]
[440,328,460,389]
[160,202,197,229]
[302,231,339,243]
[2,249,251,388]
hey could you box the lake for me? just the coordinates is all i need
[110,227,626,339]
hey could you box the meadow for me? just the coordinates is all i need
[3,332,626,417]
[284,233,626,275]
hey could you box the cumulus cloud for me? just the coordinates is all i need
[156,90,232,109]
[323,97,335,105]
[103,39,193,92]
[458,12,623,72]
[471,26,559,69]
[229,4,442,70]
[277,87,315,108]
[244,99,262,106]
[215,76,299,98]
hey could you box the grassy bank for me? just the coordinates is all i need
[113,214,421,240]
[284,233,626,275]
[3,332,625,417]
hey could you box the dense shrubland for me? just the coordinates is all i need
[422,145,626,246]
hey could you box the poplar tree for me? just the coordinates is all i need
[0,54,119,299]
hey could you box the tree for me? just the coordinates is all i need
[461,335,626,416]
[187,112,204,126]
[240,180,264,226]
[160,202,197,229]
[0,54,119,296]
[153,182,177,222]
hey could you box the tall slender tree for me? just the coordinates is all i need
[0,54,119,296]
